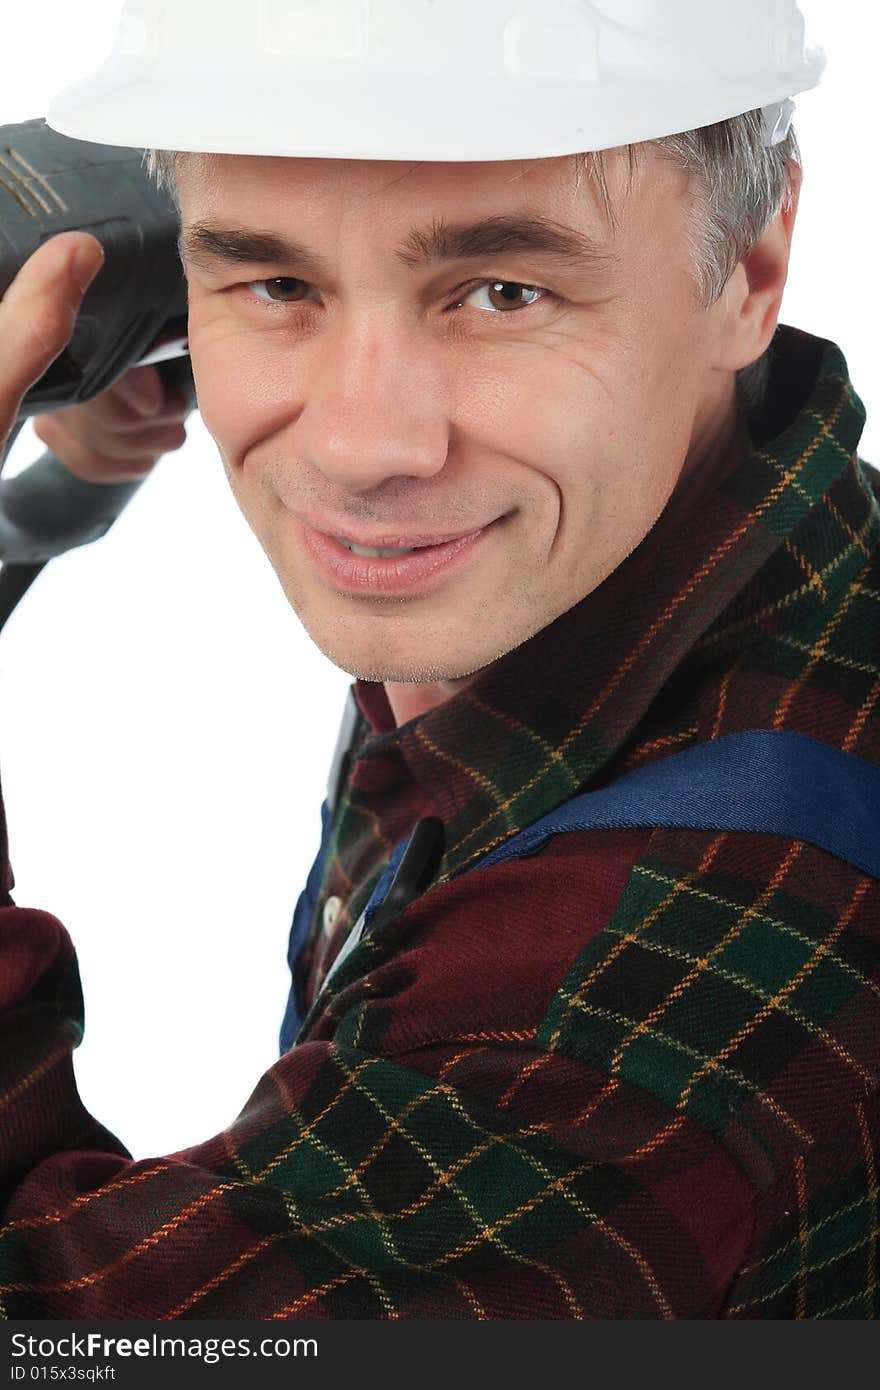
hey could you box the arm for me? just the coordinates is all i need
[0,858,758,1318]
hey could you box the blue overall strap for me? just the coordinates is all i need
[294,729,880,1042]
[477,730,880,878]
[358,729,880,950]
[279,795,335,1054]
[279,688,364,1053]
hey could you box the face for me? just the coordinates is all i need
[177,149,743,702]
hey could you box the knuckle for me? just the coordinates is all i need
[135,425,186,452]
[32,414,56,444]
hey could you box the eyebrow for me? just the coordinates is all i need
[179,214,616,278]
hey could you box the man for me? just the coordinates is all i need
[0,0,877,1318]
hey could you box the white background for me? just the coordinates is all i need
[0,1,877,1160]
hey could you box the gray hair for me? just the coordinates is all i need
[147,109,800,413]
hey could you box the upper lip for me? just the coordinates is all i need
[299,516,493,548]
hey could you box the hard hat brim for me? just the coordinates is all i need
[47,59,824,162]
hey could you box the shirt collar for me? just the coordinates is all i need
[350,325,870,881]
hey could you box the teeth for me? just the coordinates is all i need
[334,538,418,558]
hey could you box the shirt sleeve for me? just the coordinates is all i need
[3,788,875,1319]
[0,888,759,1318]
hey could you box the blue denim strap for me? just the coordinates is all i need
[279,795,335,1054]
[476,730,880,879]
[359,731,880,937]
[284,730,880,1050]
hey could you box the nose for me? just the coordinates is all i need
[294,312,450,491]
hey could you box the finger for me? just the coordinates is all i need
[0,233,105,452]
[31,419,157,480]
[35,437,169,484]
[34,389,190,438]
[33,414,189,457]
[34,414,188,466]
[112,364,165,417]
[99,422,189,460]
[108,388,192,428]
[109,373,192,424]
[54,446,160,483]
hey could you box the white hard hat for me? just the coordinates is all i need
[47,0,825,162]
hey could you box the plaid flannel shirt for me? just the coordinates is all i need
[0,324,877,1318]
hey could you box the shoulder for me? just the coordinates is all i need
[352,816,880,1191]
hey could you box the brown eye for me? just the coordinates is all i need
[265,278,310,301]
[465,282,545,313]
[250,278,313,303]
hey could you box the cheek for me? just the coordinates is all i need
[453,345,613,491]
[188,306,304,465]
[471,344,630,516]
[516,336,698,561]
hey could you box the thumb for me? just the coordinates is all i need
[0,232,105,457]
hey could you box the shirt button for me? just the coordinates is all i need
[322,895,343,936]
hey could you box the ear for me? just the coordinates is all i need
[714,159,802,372]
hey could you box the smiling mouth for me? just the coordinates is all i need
[298,517,503,597]
[334,539,428,557]
[306,521,496,556]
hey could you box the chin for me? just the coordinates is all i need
[332,657,482,685]
[336,638,530,687]
[311,634,487,686]
[294,588,538,686]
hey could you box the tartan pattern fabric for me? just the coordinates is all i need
[0,324,878,1317]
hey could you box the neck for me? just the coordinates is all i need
[662,395,753,537]
[383,673,479,729]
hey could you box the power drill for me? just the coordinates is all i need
[0,117,194,623]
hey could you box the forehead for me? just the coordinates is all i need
[175,146,656,236]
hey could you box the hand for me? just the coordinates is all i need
[32,362,191,485]
[0,231,190,485]
[0,231,106,460]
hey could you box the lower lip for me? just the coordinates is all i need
[298,520,496,596]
